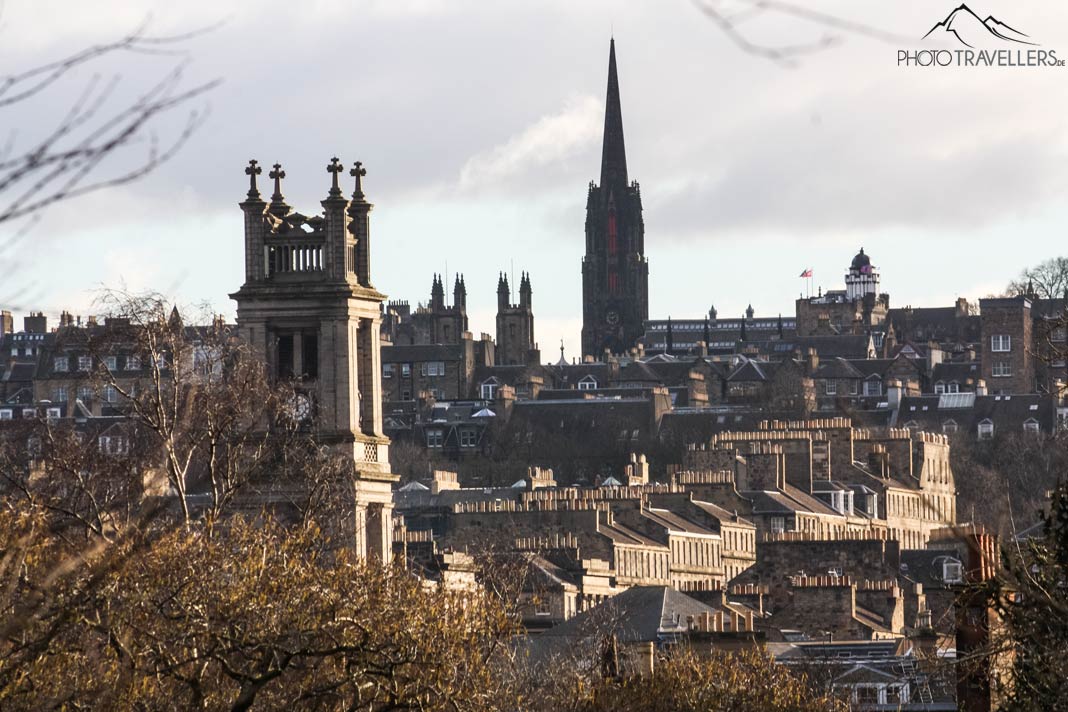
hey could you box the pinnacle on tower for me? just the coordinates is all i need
[268,162,290,217]
[453,273,467,309]
[599,38,628,191]
[497,272,511,311]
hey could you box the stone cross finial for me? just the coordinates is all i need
[326,156,344,197]
[269,163,286,201]
[350,161,366,197]
[245,159,262,198]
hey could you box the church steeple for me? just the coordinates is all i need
[581,38,648,360]
[600,38,628,191]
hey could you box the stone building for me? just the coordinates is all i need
[674,418,957,550]
[495,272,539,366]
[581,39,649,357]
[228,157,396,559]
[796,249,890,339]
[979,296,1035,395]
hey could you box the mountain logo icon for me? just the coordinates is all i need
[923,4,1037,48]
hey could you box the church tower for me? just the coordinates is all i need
[496,271,539,365]
[581,38,649,358]
[229,158,396,560]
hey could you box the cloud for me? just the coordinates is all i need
[458,95,603,192]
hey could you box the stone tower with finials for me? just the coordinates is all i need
[496,271,539,365]
[581,38,649,358]
[229,157,397,561]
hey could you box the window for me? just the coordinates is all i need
[53,387,68,403]
[426,429,444,448]
[947,381,960,393]
[864,378,882,396]
[401,363,411,377]
[943,419,958,434]
[98,436,128,455]
[770,517,785,534]
[991,334,1011,352]
[53,357,69,372]
[992,361,1012,378]
[104,356,117,371]
[978,419,994,440]
[1053,327,1067,343]
[78,356,92,371]
[103,386,118,403]
[942,559,963,583]
[126,355,141,371]
[1023,418,1040,434]
[0,409,11,420]
[825,381,837,396]
[77,386,93,402]
[849,381,858,395]
[46,407,61,420]
[480,381,498,400]
[383,364,395,379]
[402,390,412,401]
[459,429,477,447]
[422,361,445,377]
[22,408,36,419]
[934,382,945,394]
[578,375,598,391]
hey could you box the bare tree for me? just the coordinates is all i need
[0,20,218,311]
[1006,257,1068,301]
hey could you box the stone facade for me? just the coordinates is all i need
[495,272,539,366]
[979,296,1035,394]
[581,39,649,358]
[228,158,396,559]
[795,249,890,338]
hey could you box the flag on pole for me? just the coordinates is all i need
[799,268,813,278]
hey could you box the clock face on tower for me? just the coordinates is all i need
[605,309,620,326]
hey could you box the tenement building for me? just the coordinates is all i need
[229,157,397,559]
[674,418,956,550]
[581,39,649,358]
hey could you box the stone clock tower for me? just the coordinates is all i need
[581,38,649,358]
[230,157,397,560]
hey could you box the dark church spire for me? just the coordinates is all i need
[600,38,628,190]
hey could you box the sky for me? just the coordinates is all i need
[2,0,1068,360]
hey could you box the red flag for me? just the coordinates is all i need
[799,268,813,278]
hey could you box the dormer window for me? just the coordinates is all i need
[480,378,499,400]
[578,375,598,391]
[947,381,960,393]
[1023,418,1040,434]
[942,419,958,434]
[864,377,882,397]
[934,381,945,394]
[942,559,963,584]
[978,419,994,440]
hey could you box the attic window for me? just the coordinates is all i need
[578,375,598,391]
[978,419,994,440]
[942,559,963,584]
[1023,418,1040,434]
[942,419,958,434]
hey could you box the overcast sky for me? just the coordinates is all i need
[3,0,1068,360]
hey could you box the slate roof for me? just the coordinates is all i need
[894,393,1057,434]
[381,343,467,363]
[931,361,981,386]
[540,586,717,643]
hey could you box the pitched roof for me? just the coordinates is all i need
[541,586,716,643]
